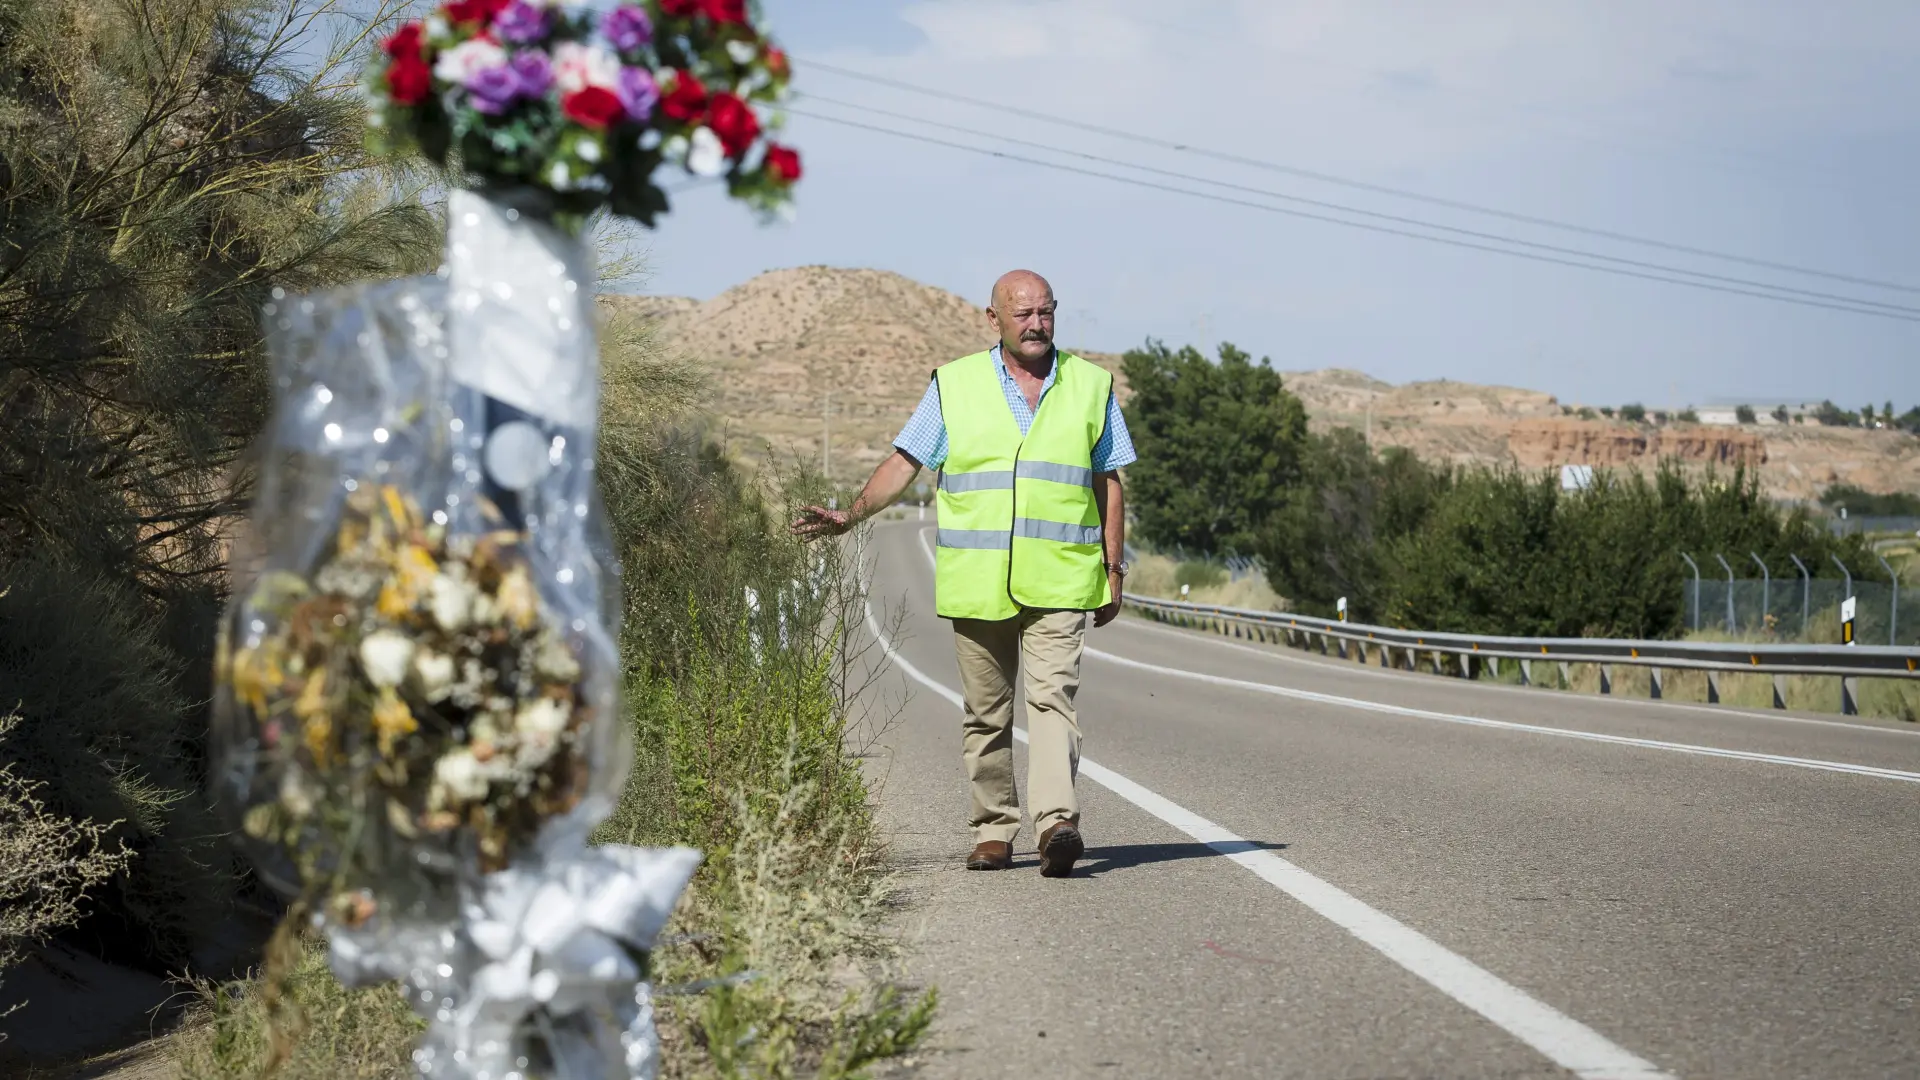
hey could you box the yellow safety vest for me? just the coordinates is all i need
[933,350,1112,620]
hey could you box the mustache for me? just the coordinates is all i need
[1021,330,1051,341]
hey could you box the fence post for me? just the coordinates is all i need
[1748,552,1770,632]
[1680,553,1702,631]
[1830,554,1853,645]
[1876,553,1898,646]
[1789,554,1811,637]
[1714,554,1736,633]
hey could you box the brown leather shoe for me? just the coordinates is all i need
[1037,822,1084,878]
[966,840,1012,871]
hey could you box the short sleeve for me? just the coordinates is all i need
[1091,390,1137,472]
[892,379,949,471]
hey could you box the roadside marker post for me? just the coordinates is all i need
[1840,595,1857,646]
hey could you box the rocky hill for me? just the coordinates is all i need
[607,267,1919,502]
[1284,368,1919,502]
[602,266,1123,486]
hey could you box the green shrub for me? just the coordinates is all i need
[1619,403,1647,423]
[1120,340,1309,556]
[1174,561,1227,591]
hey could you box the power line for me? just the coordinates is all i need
[784,108,1920,325]
[796,59,1920,297]
[793,92,1920,318]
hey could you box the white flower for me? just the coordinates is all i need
[661,133,689,163]
[358,631,415,688]
[725,40,757,65]
[686,126,725,177]
[433,38,508,87]
[533,638,580,683]
[430,573,477,632]
[412,649,456,702]
[552,41,621,95]
[575,137,601,164]
[433,750,491,804]
[516,697,570,739]
[548,160,573,190]
[513,698,571,768]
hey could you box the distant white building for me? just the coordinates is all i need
[1695,407,1742,425]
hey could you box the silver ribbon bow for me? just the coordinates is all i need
[330,845,702,1080]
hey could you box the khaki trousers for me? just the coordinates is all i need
[952,609,1086,845]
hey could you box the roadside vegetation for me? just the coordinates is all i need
[1121,341,1887,641]
[3,2,928,1076]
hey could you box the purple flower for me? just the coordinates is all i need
[465,64,520,115]
[603,5,653,52]
[615,66,658,123]
[493,1,548,45]
[509,51,553,98]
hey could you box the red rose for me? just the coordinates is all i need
[764,47,790,80]
[763,144,801,184]
[705,92,760,156]
[387,55,431,106]
[659,70,707,122]
[659,0,701,15]
[701,0,748,23]
[382,22,423,59]
[443,0,510,26]
[562,86,626,130]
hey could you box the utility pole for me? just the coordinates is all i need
[821,387,831,483]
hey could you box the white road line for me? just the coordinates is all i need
[863,606,1674,1080]
[909,526,1920,783]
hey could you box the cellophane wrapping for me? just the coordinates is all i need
[214,191,697,1079]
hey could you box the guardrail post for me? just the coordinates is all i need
[1557,661,1571,688]
[1771,674,1787,710]
[1519,659,1532,686]
[1840,676,1859,716]
[1464,652,1478,680]
[1599,664,1613,695]
[1318,633,1330,656]
[1706,671,1721,705]
[1488,656,1500,680]
[1380,643,1391,668]
[1336,637,1349,660]
[1649,668,1663,699]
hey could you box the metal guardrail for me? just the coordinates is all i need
[1123,594,1920,716]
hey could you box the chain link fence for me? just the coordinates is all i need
[1686,578,1916,647]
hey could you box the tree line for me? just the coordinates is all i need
[1119,341,1881,638]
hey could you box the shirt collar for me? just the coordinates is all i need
[990,343,1058,388]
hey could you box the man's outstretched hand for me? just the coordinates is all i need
[791,505,852,540]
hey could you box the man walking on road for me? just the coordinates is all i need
[793,270,1135,878]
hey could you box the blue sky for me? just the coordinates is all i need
[626,0,1919,409]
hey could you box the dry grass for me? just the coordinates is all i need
[1128,554,1285,611]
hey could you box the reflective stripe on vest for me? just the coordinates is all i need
[932,350,1112,620]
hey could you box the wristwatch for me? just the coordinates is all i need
[1105,560,1130,577]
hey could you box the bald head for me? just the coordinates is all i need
[986,269,1057,367]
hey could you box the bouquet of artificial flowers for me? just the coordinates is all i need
[369,0,799,222]
[212,4,802,1076]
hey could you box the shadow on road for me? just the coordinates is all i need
[1077,839,1289,876]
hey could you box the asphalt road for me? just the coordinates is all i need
[856,520,1920,1080]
